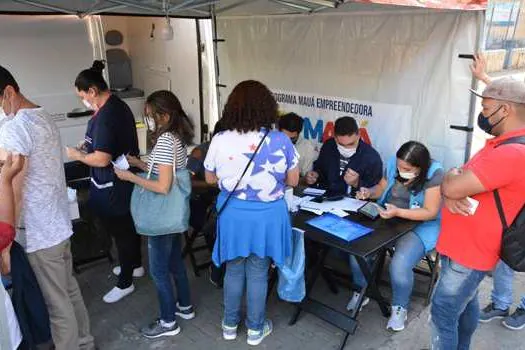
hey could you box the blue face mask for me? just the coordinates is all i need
[478,105,504,135]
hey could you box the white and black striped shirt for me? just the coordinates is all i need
[148,133,187,175]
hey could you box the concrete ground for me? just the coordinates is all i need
[77,247,525,350]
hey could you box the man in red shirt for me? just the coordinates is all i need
[430,74,525,349]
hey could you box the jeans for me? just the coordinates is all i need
[148,234,192,323]
[223,254,271,331]
[349,231,425,308]
[431,256,486,350]
[492,260,525,310]
[99,212,142,289]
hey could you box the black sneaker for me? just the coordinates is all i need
[141,319,181,339]
[175,302,195,320]
[503,307,525,330]
[479,303,509,323]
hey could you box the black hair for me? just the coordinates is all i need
[74,60,109,92]
[212,119,226,136]
[221,80,277,133]
[396,141,431,193]
[0,66,20,96]
[146,90,194,146]
[278,112,304,133]
[334,116,359,136]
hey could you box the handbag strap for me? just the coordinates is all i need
[146,132,179,180]
[216,129,269,216]
[493,190,509,230]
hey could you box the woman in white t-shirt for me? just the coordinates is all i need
[114,91,195,339]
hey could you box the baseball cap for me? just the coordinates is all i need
[470,77,525,104]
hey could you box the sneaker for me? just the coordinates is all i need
[479,303,509,323]
[247,319,273,346]
[386,306,408,332]
[102,285,135,303]
[346,291,370,313]
[112,266,145,278]
[222,322,238,341]
[502,307,525,330]
[175,302,195,320]
[141,319,181,339]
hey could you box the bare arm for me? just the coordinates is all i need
[441,168,486,200]
[395,186,442,221]
[286,166,300,187]
[115,164,173,195]
[205,170,218,185]
[67,148,112,168]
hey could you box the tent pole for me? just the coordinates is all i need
[464,10,486,163]
[211,4,222,118]
[12,0,77,15]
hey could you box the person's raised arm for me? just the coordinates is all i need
[471,54,492,85]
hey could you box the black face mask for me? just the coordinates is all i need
[478,105,504,135]
[290,138,298,145]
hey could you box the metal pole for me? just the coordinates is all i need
[464,11,486,163]
[211,4,222,119]
[12,0,77,14]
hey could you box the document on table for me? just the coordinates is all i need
[306,213,373,242]
[303,187,326,196]
[300,197,367,213]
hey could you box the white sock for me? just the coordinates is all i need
[160,320,176,328]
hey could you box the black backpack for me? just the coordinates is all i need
[493,136,525,272]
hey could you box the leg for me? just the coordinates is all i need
[27,241,79,350]
[245,255,271,331]
[63,241,94,350]
[169,234,192,307]
[148,235,177,322]
[223,257,246,328]
[102,213,141,289]
[491,260,514,311]
[430,256,486,350]
[348,255,368,289]
[458,291,480,350]
[389,232,426,309]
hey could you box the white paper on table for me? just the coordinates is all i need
[329,208,349,217]
[300,207,324,216]
[292,195,314,208]
[303,187,326,196]
[112,154,130,170]
[300,197,367,213]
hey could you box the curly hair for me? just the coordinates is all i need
[146,90,195,145]
[221,80,277,133]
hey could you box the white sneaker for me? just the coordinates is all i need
[387,305,408,331]
[103,285,135,303]
[346,291,370,313]
[112,266,145,278]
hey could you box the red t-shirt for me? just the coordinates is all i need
[0,222,15,251]
[437,128,525,271]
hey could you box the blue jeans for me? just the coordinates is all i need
[492,260,525,310]
[223,254,271,331]
[431,256,486,350]
[148,234,192,323]
[349,231,426,308]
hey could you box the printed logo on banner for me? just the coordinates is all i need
[273,90,413,161]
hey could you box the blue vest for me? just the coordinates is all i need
[378,157,443,252]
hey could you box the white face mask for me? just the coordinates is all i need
[398,169,418,180]
[144,116,156,132]
[337,143,357,158]
[82,99,93,110]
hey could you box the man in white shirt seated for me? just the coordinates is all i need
[278,113,319,178]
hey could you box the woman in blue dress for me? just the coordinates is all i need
[204,80,299,346]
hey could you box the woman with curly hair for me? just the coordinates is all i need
[204,80,299,346]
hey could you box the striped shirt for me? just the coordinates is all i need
[148,133,187,175]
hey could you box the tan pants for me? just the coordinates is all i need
[27,240,94,350]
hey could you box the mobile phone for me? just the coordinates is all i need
[458,54,475,60]
[358,202,385,220]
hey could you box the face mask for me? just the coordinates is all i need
[477,105,504,135]
[82,99,93,110]
[337,143,356,158]
[398,169,418,180]
[144,116,156,132]
[290,137,298,145]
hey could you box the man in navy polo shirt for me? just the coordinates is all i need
[306,116,383,195]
